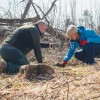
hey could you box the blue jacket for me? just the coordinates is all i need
[64,26,100,61]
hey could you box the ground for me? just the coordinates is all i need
[0,49,100,100]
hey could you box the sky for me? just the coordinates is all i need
[0,0,100,27]
[0,0,97,17]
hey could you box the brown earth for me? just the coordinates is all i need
[0,48,100,100]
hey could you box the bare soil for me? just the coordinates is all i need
[0,48,100,100]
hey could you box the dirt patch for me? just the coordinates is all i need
[0,49,100,99]
[20,64,55,80]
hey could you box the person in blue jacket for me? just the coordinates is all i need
[56,25,100,67]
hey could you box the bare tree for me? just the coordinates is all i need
[0,0,67,41]
[69,0,76,24]
[21,0,33,19]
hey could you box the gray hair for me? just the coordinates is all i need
[66,25,78,38]
[36,20,48,26]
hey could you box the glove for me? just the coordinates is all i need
[55,61,67,67]
[79,40,87,46]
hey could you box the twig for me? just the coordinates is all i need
[85,93,100,100]
[0,76,18,90]
[66,83,69,100]
[81,82,100,86]
[51,79,75,89]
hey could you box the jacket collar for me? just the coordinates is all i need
[35,24,42,36]
[77,26,86,41]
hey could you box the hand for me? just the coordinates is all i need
[79,40,87,46]
[54,61,67,67]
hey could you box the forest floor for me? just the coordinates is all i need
[0,48,100,100]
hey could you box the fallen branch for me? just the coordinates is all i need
[0,17,40,24]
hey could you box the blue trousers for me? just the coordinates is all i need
[0,43,29,74]
[75,43,100,64]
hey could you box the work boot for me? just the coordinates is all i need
[6,63,20,75]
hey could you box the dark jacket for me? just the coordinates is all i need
[4,24,49,63]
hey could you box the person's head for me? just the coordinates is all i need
[66,25,79,40]
[37,20,48,34]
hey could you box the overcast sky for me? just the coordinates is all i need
[0,0,98,17]
[0,0,100,27]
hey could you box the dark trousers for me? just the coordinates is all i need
[75,43,100,64]
[0,43,29,73]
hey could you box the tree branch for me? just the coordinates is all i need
[42,0,58,19]
[32,2,50,25]
[0,17,40,24]
[31,2,40,18]
[21,0,33,19]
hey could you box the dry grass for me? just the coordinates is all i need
[0,49,100,100]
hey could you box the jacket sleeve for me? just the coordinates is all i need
[86,29,100,43]
[30,28,43,63]
[64,42,78,61]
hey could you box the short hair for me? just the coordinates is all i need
[36,20,48,26]
[66,25,78,37]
